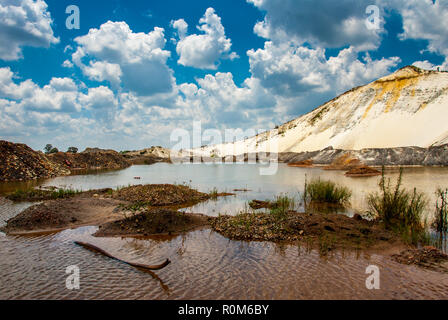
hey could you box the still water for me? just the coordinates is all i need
[1,164,448,299]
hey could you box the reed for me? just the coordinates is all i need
[303,177,352,205]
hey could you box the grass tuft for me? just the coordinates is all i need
[434,188,448,232]
[303,177,352,205]
[7,188,82,202]
[367,167,428,245]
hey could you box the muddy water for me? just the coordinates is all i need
[1,164,448,299]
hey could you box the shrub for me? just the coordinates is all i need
[304,177,352,205]
[269,194,296,219]
[209,187,219,199]
[44,144,53,154]
[434,188,448,232]
[367,167,427,233]
[67,147,78,154]
[7,188,81,201]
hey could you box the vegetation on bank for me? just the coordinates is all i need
[434,188,448,232]
[367,168,428,244]
[211,203,395,255]
[304,177,352,205]
[7,188,82,202]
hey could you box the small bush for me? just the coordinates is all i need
[269,194,296,219]
[304,177,352,205]
[209,187,219,199]
[434,188,448,232]
[67,147,78,154]
[367,168,427,236]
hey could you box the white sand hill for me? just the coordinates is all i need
[192,66,448,157]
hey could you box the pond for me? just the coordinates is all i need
[1,164,447,299]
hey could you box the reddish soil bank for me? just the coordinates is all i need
[392,246,448,272]
[287,160,314,168]
[211,210,400,253]
[48,148,130,171]
[111,184,211,207]
[1,191,126,235]
[345,165,381,177]
[1,184,214,235]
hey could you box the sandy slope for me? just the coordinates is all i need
[192,66,448,157]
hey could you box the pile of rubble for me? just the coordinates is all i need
[0,140,70,182]
[48,148,130,171]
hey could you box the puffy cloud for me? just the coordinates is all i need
[247,0,384,51]
[173,8,238,70]
[0,0,59,61]
[82,61,122,87]
[62,60,74,68]
[248,42,400,97]
[171,18,188,40]
[0,67,37,99]
[79,86,118,123]
[412,60,448,71]
[72,21,174,96]
[396,0,448,57]
[0,67,79,113]
[176,72,277,128]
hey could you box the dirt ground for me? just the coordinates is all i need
[1,193,125,235]
[1,184,214,235]
[111,184,210,206]
[94,209,211,237]
[391,246,448,272]
[211,210,401,253]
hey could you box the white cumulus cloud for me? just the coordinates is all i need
[72,21,174,96]
[173,8,238,70]
[247,0,384,51]
[0,0,59,61]
[248,42,400,97]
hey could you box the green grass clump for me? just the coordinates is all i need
[304,178,352,205]
[209,187,219,200]
[269,194,296,219]
[367,168,428,244]
[7,188,81,201]
[434,188,448,232]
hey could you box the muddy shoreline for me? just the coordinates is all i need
[2,182,448,272]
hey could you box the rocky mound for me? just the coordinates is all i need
[391,246,448,272]
[211,210,396,252]
[0,140,69,182]
[324,153,362,170]
[112,184,210,206]
[287,160,313,167]
[1,190,124,234]
[48,148,130,171]
[95,209,211,237]
[345,166,381,177]
[121,146,171,165]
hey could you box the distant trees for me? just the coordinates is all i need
[67,147,78,154]
[44,144,59,154]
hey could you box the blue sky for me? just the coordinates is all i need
[1,0,447,151]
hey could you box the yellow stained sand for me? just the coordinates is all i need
[363,77,420,119]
